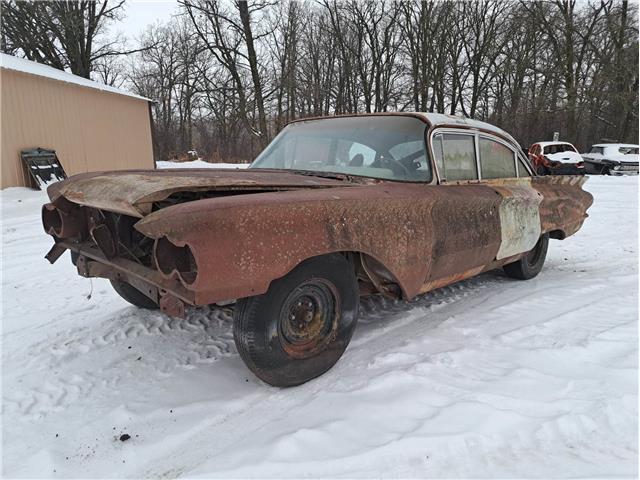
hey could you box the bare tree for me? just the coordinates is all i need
[124,0,637,161]
[0,0,149,79]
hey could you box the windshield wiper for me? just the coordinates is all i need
[289,169,348,180]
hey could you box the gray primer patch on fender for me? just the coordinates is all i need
[496,185,542,260]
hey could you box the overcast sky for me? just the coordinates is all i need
[115,0,180,41]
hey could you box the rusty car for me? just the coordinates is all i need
[42,113,593,387]
[527,141,586,176]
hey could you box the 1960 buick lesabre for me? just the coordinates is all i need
[42,113,593,386]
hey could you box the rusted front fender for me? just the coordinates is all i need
[135,184,437,305]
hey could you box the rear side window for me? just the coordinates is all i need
[589,146,605,155]
[479,137,516,179]
[440,134,477,181]
[518,158,532,177]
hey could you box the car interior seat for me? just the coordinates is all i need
[349,153,364,167]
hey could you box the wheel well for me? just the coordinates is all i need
[548,229,566,240]
[345,252,404,299]
[273,251,405,300]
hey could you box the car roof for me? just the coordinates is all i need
[591,143,639,148]
[414,112,519,146]
[533,141,575,148]
[289,112,522,149]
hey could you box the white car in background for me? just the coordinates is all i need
[582,144,639,175]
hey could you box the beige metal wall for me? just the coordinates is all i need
[1,68,154,188]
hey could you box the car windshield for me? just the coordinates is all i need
[545,144,575,154]
[250,116,431,182]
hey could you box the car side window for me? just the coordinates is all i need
[518,158,532,177]
[479,137,516,179]
[441,133,478,181]
[619,146,639,155]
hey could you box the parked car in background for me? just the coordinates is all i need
[528,141,585,175]
[582,144,639,175]
[41,113,593,387]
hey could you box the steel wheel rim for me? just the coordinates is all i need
[279,279,340,358]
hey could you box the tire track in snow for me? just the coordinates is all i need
[4,270,507,421]
[134,272,537,478]
[3,307,237,417]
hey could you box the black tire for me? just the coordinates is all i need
[601,166,610,175]
[110,279,159,309]
[536,165,547,176]
[503,234,549,280]
[233,254,359,387]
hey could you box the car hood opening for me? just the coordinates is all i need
[47,168,351,218]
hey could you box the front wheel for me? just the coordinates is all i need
[503,234,549,280]
[233,254,359,387]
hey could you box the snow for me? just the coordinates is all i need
[156,160,250,169]
[0,53,150,102]
[1,174,637,478]
[536,141,577,148]
[545,152,584,164]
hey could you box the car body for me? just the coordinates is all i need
[528,141,585,175]
[581,143,639,175]
[42,113,593,386]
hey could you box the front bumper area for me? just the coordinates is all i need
[50,240,195,317]
[548,163,585,175]
[611,164,639,175]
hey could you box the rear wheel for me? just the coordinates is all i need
[536,165,548,176]
[110,280,159,309]
[503,234,549,280]
[233,254,359,387]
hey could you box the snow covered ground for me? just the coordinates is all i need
[1,174,637,478]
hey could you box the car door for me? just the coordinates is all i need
[426,130,541,289]
[426,131,504,285]
[477,134,542,260]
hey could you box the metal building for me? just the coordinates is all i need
[0,53,154,188]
